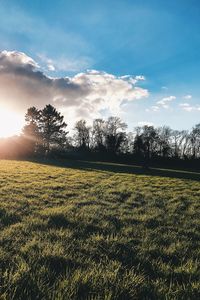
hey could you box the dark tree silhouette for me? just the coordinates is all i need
[22,107,41,155]
[157,126,172,158]
[190,123,200,158]
[0,102,199,170]
[133,126,158,168]
[40,104,67,154]
[74,120,91,150]
[104,117,127,154]
[92,119,106,151]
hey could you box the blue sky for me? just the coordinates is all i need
[0,0,200,133]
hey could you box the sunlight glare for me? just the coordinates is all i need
[0,107,23,137]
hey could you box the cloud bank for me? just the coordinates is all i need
[0,51,149,123]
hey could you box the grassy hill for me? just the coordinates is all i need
[0,160,200,299]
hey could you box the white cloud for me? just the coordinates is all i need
[0,50,149,125]
[179,103,200,112]
[0,50,39,69]
[183,94,192,100]
[151,105,160,112]
[135,75,146,81]
[119,74,146,85]
[147,95,176,112]
[156,95,176,109]
[69,70,149,115]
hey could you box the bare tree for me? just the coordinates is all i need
[92,119,106,151]
[74,120,91,150]
[104,117,127,154]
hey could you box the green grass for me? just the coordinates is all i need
[0,159,200,299]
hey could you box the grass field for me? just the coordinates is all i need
[0,159,200,299]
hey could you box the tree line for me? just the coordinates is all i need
[0,104,199,168]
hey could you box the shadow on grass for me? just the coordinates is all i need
[30,159,200,181]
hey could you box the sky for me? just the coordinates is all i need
[0,0,200,136]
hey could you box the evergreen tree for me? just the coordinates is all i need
[40,104,67,153]
[22,107,41,155]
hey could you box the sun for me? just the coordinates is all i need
[0,107,24,138]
